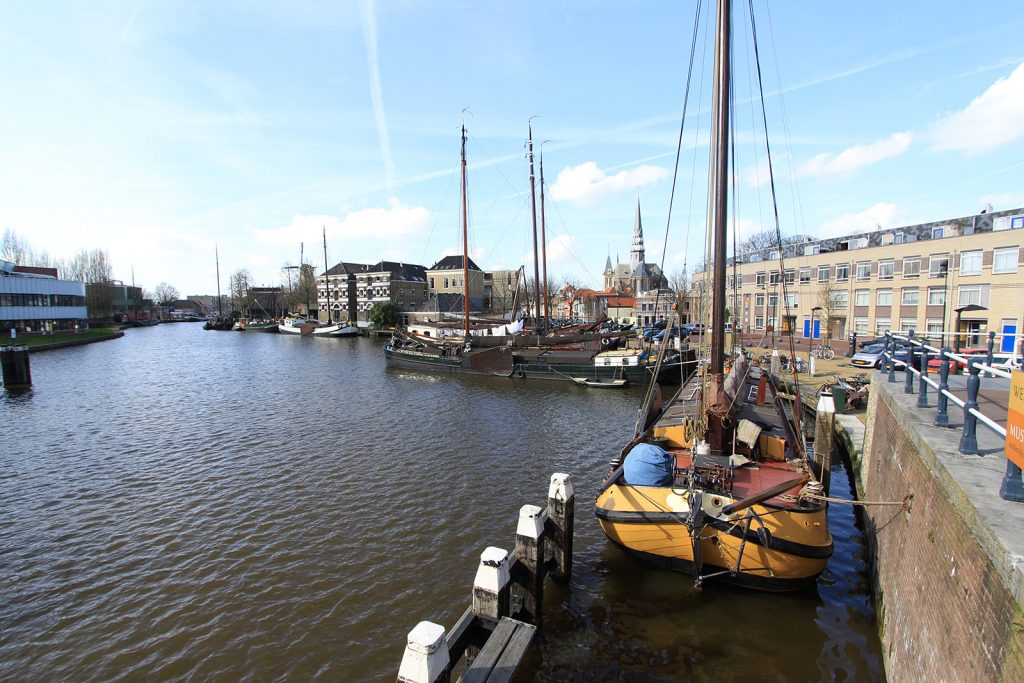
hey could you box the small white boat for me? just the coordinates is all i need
[311,322,360,337]
[572,377,628,388]
[278,318,318,335]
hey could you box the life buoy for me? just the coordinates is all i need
[601,337,610,346]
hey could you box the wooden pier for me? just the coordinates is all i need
[397,473,574,683]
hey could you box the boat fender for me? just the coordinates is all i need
[515,365,525,378]
[601,337,610,346]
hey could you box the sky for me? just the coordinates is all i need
[2,0,1023,296]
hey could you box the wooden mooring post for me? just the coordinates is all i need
[397,473,575,683]
[1,345,31,391]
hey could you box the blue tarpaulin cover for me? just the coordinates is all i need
[623,443,673,486]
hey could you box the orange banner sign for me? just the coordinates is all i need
[1007,371,1024,469]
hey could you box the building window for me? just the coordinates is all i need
[856,262,871,281]
[931,226,944,239]
[925,319,943,341]
[878,260,894,280]
[855,289,870,306]
[784,269,795,285]
[817,265,830,283]
[927,287,946,306]
[876,318,891,334]
[444,277,449,288]
[755,293,765,307]
[876,289,893,306]
[854,317,869,334]
[957,284,989,307]
[901,288,919,306]
[993,247,1019,274]
[959,250,982,276]
[768,293,779,308]
[784,292,797,308]
[834,291,848,309]
[929,255,950,278]
[902,258,920,278]
[900,319,916,333]
[755,271,766,287]
[769,250,780,260]
[769,270,781,285]
[755,315,765,330]
[799,268,811,285]
[429,277,435,288]
[835,263,850,281]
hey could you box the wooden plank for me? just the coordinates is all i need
[487,620,535,683]
[460,618,517,683]
[444,606,478,661]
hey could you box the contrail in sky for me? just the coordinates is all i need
[106,0,144,69]
[361,0,395,194]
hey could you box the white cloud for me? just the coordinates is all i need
[523,233,579,268]
[549,162,667,207]
[978,192,1024,211]
[799,132,912,180]
[930,62,1024,155]
[254,198,432,247]
[815,203,898,238]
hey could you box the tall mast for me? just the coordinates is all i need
[527,121,542,330]
[322,227,331,323]
[709,0,731,377]
[539,143,550,332]
[461,120,471,338]
[215,244,222,318]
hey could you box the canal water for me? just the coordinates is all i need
[1,324,883,681]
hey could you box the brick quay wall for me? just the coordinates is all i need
[855,377,1023,682]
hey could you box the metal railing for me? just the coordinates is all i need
[881,330,1022,502]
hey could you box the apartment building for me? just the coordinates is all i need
[692,208,1024,351]
[318,261,428,325]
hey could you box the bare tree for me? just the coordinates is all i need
[230,269,254,317]
[816,279,846,344]
[155,283,180,308]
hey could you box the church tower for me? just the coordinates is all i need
[603,252,613,291]
[629,199,645,274]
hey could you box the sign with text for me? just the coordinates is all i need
[1007,371,1024,469]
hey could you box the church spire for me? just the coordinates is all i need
[629,198,645,272]
[604,251,613,274]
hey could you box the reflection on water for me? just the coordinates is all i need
[0,325,882,681]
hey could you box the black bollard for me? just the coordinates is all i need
[935,347,951,427]
[959,358,981,455]
[1,345,31,390]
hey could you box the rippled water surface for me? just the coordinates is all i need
[1,324,883,681]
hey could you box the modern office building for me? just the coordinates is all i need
[0,260,88,334]
[691,208,1024,351]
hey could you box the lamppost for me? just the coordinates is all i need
[939,261,950,347]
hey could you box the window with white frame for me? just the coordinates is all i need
[755,293,765,307]
[925,319,943,340]
[817,265,830,283]
[959,250,982,276]
[902,258,921,278]
[835,291,848,308]
[901,288,919,306]
[931,226,944,239]
[878,260,894,280]
[854,289,870,306]
[856,261,871,281]
[755,271,766,286]
[993,246,1019,274]
[929,255,950,278]
[768,293,779,307]
[769,270,781,285]
[784,292,797,308]
[784,269,795,285]
[876,318,891,333]
[755,315,764,330]
[900,319,916,333]
[876,288,893,306]
[799,267,811,284]
[927,287,946,306]
[854,317,869,334]
[835,263,850,281]
[957,284,990,307]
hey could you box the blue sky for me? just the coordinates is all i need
[2,1,1023,295]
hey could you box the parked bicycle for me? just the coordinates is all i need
[811,344,835,360]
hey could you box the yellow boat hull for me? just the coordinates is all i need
[595,483,832,591]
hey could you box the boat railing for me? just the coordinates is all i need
[881,330,1022,503]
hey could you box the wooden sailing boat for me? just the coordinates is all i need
[594,0,832,590]
[311,228,359,337]
[384,121,692,384]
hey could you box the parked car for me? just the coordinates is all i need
[926,349,1020,373]
[689,323,706,335]
[851,343,887,369]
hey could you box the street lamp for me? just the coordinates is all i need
[939,261,950,347]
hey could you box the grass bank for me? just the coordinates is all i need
[3,328,123,351]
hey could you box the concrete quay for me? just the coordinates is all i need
[853,371,1023,682]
